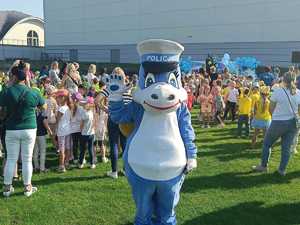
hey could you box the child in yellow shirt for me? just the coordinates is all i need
[237,88,252,137]
[251,86,271,148]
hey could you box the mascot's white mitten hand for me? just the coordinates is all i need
[107,74,132,101]
[185,158,197,174]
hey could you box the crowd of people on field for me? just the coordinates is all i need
[0,58,299,197]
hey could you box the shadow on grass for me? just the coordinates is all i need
[182,170,300,193]
[196,142,261,162]
[33,175,106,186]
[181,201,300,225]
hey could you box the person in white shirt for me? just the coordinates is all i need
[86,64,97,87]
[49,61,61,86]
[223,81,239,121]
[70,92,84,163]
[56,89,72,173]
[253,72,300,176]
[79,97,96,169]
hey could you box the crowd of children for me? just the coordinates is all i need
[181,64,299,152]
[0,60,298,182]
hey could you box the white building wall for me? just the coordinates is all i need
[45,0,300,46]
[44,0,300,66]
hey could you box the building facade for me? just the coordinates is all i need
[44,0,300,66]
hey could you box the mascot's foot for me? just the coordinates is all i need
[106,171,118,179]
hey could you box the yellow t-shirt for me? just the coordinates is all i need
[238,96,252,115]
[254,99,271,121]
[222,87,230,97]
[250,93,260,110]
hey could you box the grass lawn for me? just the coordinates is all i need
[0,108,300,225]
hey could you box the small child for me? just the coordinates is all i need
[214,85,225,128]
[237,88,252,137]
[33,109,53,172]
[223,81,239,121]
[44,86,58,149]
[79,97,96,169]
[95,92,109,163]
[184,85,194,111]
[199,79,213,128]
[70,92,84,163]
[251,86,271,147]
[56,89,72,173]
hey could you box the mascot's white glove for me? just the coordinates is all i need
[184,158,197,174]
[107,74,132,101]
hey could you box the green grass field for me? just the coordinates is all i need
[0,109,300,225]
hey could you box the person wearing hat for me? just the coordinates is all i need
[251,86,272,148]
[107,39,197,224]
[0,61,46,197]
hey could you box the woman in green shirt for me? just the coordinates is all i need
[0,61,45,197]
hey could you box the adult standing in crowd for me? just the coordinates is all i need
[253,72,300,175]
[61,63,82,94]
[49,61,61,86]
[0,61,46,197]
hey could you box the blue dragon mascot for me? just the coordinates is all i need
[107,39,197,225]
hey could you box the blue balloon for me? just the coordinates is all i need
[180,57,193,74]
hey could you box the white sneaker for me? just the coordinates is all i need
[106,171,118,179]
[102,157,108,163]
[252,165,268,173]
[83,159,86,165]
[3,185,14,197]
[90,164,96,169]
[24,186,38,197]
[78,164,84,169]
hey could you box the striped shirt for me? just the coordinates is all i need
[100,88,133,104]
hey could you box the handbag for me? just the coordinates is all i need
[282,88,300,129]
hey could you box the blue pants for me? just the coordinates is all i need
[261,119,297,172]
[79,135,95,165]
[237,115,250,136]
[126,165,185,225]
[107,117,126,172]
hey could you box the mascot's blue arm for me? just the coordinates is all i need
[109,100,141,124]
[177,104,197,159]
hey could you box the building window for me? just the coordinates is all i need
[27,30,39,46]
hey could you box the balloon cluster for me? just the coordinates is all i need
[235,57,260,71]
[179,57,193,75]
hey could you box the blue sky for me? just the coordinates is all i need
[2,0,43,18]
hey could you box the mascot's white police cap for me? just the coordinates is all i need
[137,39,184,63]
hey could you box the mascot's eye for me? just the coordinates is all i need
[145,73,155,88]
[168,73,178,88]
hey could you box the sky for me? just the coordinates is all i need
[2,0,44,18]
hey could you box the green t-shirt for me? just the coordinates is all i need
[0,84,45,130]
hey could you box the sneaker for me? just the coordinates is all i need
[3,185,14,197]
[78,164,84,169]
[206,125,211,128]
[24,185,38,197]
[58,167,66,173]
[101,157,108,163]
[252,165,268,173]
[90,164,96,169]
[292,149,298,154]
[277,170,286,176]
[83,159,87,165]
[106,171,118,179]
[40,169,49,173]
[201,125,206,129]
